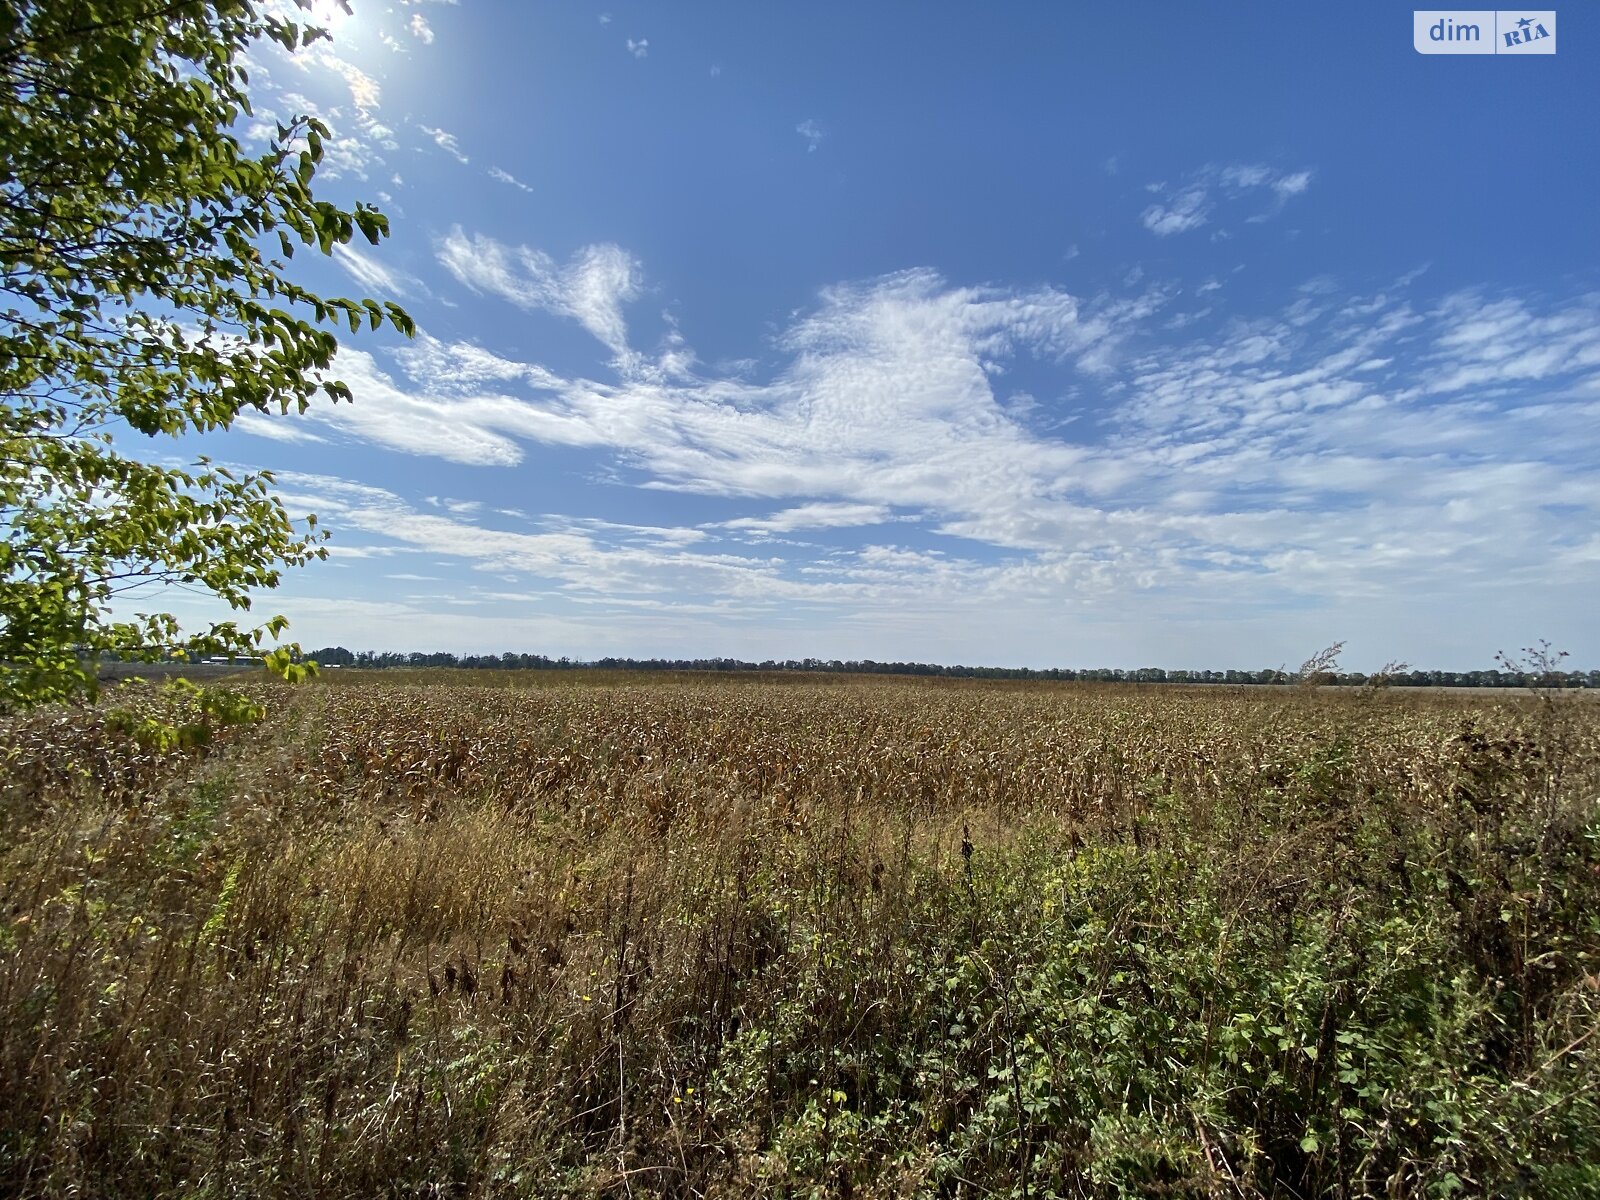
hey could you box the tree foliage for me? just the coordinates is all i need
[0,0,412,711]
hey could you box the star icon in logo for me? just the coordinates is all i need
[1517,16,1534,29]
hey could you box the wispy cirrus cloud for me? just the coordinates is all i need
[315,52,382,116]
[390,333,566,396]
[1142,163,1313,237]
[1142,186,1210,236]
[418,123,469,164]
[723,503,898,534]
[435,228,643,361]
[239,13,471,189]
[333,242,421,299]
[273,472,816,607]
[796,118,824,152]
[241,91,388,181]
[233,409,327,444]
[487,165,533,193]
[207,12,1595,667]
[240,243,1599,662]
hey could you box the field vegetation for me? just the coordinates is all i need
[2,673,1598,1197]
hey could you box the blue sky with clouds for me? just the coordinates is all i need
[176,2,1598,669]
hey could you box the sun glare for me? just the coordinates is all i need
[300,0,353,34]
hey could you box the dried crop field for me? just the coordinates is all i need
[3,673,1598,1198]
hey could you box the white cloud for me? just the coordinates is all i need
[1142,186,1209,236]
[310,266,1141,502]
[428,496,482,515]
[1274,170,1313,196]
[723,503,896,534]
[487,165,533,193]
[1218,164,1273,189]
[332,243,417,299]
[626,37,648,58]
[796,118,824,152]
[436,228,643,360]
[312,348,533,465]
[233,409,327,443]
[418,123,469,164]
[317,53,382,115]
[259,90,386,181]
[409,13,434,43]
[1142,163,1314,236]
[392,333,566,395]
[1424,291,1600,393]
[236,14,428,191]
[320,135,383,180]
[256,252,1599,666]
[274,473,811,607]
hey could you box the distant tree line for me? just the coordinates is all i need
[303,648,1598,689]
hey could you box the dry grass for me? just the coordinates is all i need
[2,674,1598,1197]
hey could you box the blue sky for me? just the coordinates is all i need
[173,2,1598,669]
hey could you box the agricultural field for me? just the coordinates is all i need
[2,673,1598,1198]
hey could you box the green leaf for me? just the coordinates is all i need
[0,0,413,714]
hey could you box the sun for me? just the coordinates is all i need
[299,0,353,33]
